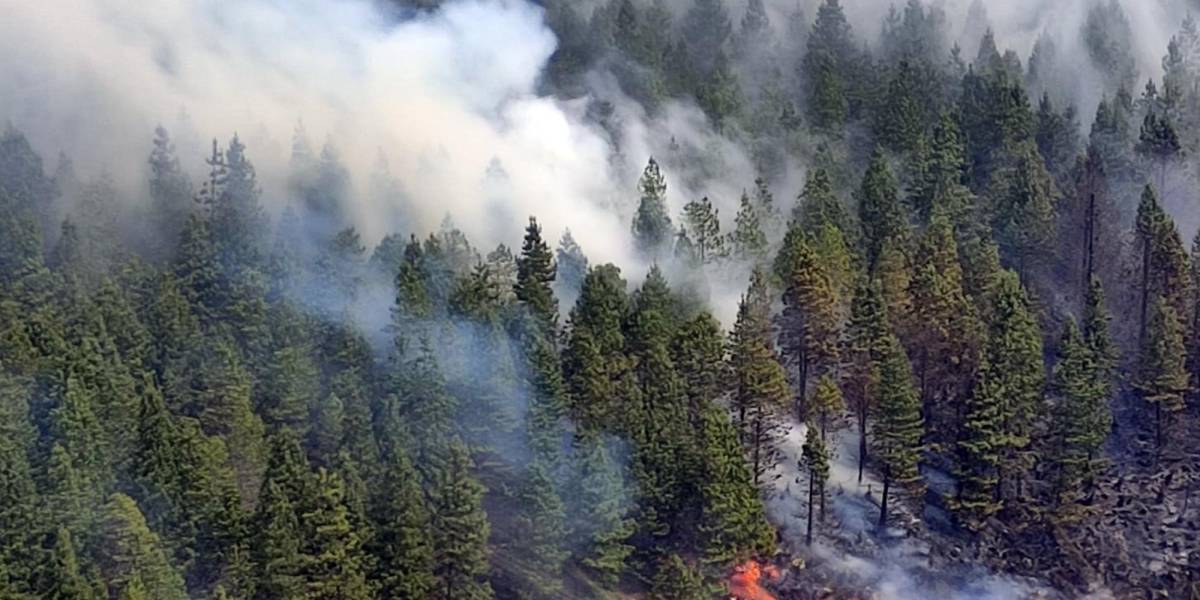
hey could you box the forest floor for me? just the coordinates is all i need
[763,422,1059,600]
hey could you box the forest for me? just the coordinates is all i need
[3,0,1200,598]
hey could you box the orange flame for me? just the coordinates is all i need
[728,560,781,600]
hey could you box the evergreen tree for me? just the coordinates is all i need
[1049,319,1111,510]
[300,469,372,600]
[554,229,588,304]
[804,0,854,132]
[778,232,840,418]
[730,191,768,262]
[632,158,673,259]
[1136,111,1182,195]
[429,441,493,600]
[845,278,890,483]
[97,494,188,600]
[563,264,632,432]
[514,217,559,337]
[873,333,923,529]
[801,421,830,545]
[1136,297,1189,451]
[696,404,774,566]
[858,149,907,270]
[510,460,569,598]
[729,268,790,487]
[567,434,634,586]
[682,196,725,263]
[649,554,709,600]
[371,442,435,600]
[147,126,193,262]
[958,271,1044,518]
[251,481,304,600]
[40,528,95,600]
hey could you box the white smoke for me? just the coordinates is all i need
[0,0,643,267]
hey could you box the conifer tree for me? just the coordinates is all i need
[554,229,588,304]
[371,442,435,600]
[794,168,850,237]
[429,441,493,600]
[729,269,791,487]
[908,217,980,450]
[40,528,95,600]
[696,405,775,566]
[1136,111,1183,194]
[514,217,559,337]
[567,433,634,586]
[632,158,673,259]
[649,554,709,600]
[803,0,854,131]
[731,191,768,262]
[959,271,1043,517]
[801,421,830,545]
[987,142,1057,276]
[510,459,569,598]
[672,312,727,422]
[778,233,840,417]
[858,149,907,270]
[300,469,372,600]
[1137,297,1189,451]
[563,264,632,431]
[809,375,845,440]
[682,197,725,263]
[1049,319,1110,509]
[845,278,890,483]
[97,494,188,600]
[873,332,923,530]
[251,480,304,600]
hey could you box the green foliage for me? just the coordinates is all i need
[649,554,710,600]
[97,494,188,600]
[632,158,673,259]
[1137,297,1189,449]
[429,441,493,600]
[873,332,923,528]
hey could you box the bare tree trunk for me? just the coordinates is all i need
[806,473,815,546]
[879,467,891,530]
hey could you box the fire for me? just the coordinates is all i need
[728,560,781,600]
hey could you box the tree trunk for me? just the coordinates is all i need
[1141,236,1151,345]
[879,467,891,530]
[1083,192,1095,303]
[857,404,867,485]
[806,473,815,546]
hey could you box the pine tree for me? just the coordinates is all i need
[987,142,1057,277]
[908,217,980,451]
[567,433,634,586]
[778,233,840,418]
[873,333,923,530]
[877,60,923,153]
[803,0,854,132]
[682,197,725,263]
[632,158,673,259]
[845,278,890,483]
[147,126,193,262]
[649,554,709,600]
[858,149,907,270]
[1049,319,1111,510]
[729,268,791,487]
[696,405,775,566]
[250,481,304,600]
[959,270,1044,517]
[563,264,632,432]
[429,441,493,600]
[554,229,588,304]
[801,421,830,545]
[793,169,850,237]
[1136,111,1183,195]
[300,469,372,600]
[39,528,95,600]
[97,494,188,600]
[371,442,435,600]
[730,191,768,262]
[510,459,569,598]
[809,375,845,440]
[672,312,727,422]
[1137,297,1189,451]
[514,217,559,337]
